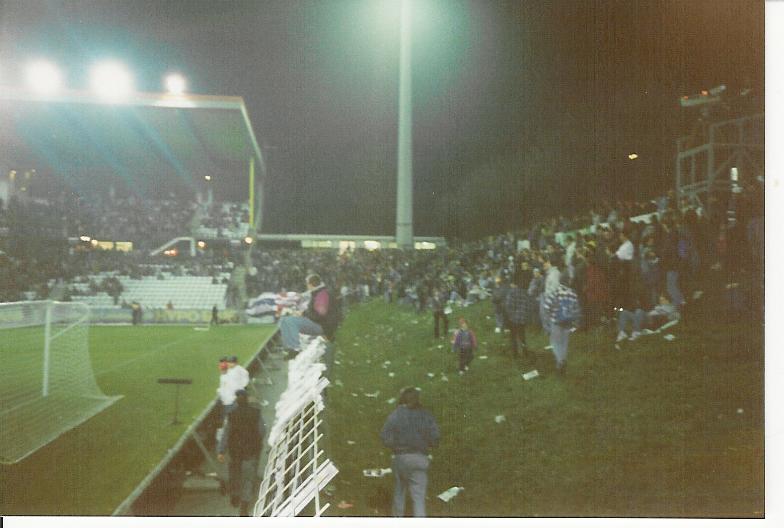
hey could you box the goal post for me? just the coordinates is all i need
[0,301,122,465]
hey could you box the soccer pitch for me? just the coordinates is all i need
[0,323,276,515]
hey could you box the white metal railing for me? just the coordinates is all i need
[253,337,337,517]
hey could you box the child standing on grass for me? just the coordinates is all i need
[452,317,477,375]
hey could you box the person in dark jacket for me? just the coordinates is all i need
[429,287,449,339]
[217,389,266,516]
[380,387,440,517]
[491,275,509,333]
[505,270,531,359]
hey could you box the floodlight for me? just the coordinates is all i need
[165,73,186,95]
[90,61,134,100]
[25,60,63,95]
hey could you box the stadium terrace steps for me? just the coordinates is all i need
[70,275,228,310]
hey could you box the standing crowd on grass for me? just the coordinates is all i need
[267,182,763,517]
[274,180,763,376]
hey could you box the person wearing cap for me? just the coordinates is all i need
[217,355,249,417]
[217,389,266,516]
[380,387,440,517]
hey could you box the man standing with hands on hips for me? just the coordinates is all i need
[380,387,440,517]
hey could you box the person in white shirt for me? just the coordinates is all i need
[564,235,577,280]
[217,355,250,417]
[615,231,634,261]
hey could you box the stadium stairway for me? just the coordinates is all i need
[167,346,289,516]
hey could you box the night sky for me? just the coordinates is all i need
[0,1,765,238]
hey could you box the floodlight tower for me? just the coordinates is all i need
[395,0,413,249]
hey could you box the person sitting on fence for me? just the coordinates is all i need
[279,273,340,358]
[217,389,266,516]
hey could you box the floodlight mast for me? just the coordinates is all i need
[395,0,413,249]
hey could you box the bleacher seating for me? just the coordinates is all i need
[117,275,229,310]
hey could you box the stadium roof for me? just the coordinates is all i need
[0,88,265,195]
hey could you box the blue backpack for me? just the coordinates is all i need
[555,293,580,326]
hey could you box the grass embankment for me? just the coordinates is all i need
[324,299,763,517]
[0,324,276,515]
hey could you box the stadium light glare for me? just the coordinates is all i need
[165,73,186,95]
[90,61,134,101]
[25,60,63,95]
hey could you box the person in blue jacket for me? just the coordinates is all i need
[380,387,440,517]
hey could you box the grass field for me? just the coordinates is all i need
[0,323,276,515]
[324,299,764,517]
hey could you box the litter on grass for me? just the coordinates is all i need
[427,373,435,378]
[363,468,392,478]
[522,370,539,381]
[387,398,397,405]
[335,380,344,387]
[440,374,449,382]
[438,486,465,502]
[364,391,380,398]
[544,345,553,350]
[259,399,269,407]
[351,393,358,397]
[193,327,209,332]
[334,360,341,365]
[479,355,488,359]
[663,334,676,341]
[389,372,395,377]
[437,344,444,349]
[337,501,354,509]
[346,440,356,445]
[494,415,506,424]
[384,360,391,365]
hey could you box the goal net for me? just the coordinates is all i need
[0,301,122,464]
